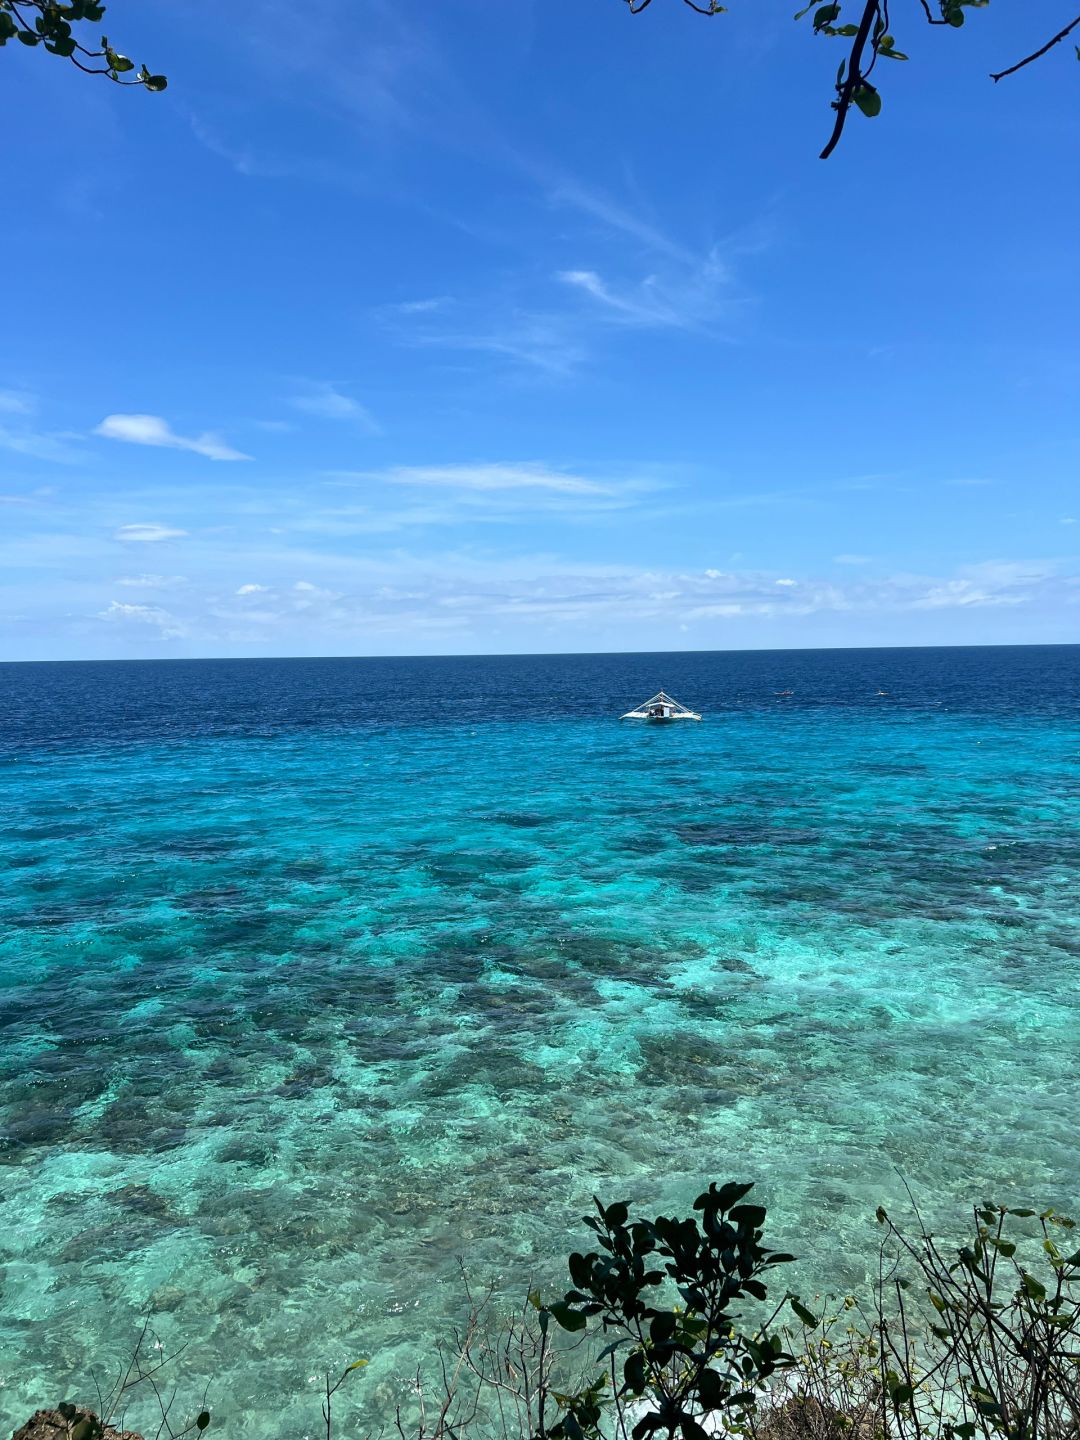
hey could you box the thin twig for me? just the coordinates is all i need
[990,11,1080,80]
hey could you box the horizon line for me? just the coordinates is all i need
[3,639,1078,665]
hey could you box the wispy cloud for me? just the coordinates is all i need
[237,583,269,594]
[178,556,1078,647]
[393,306,585,376]
[188,114,263,176]
[391,297,452,315]
[370,463,617,497]
[117,573,188,588]
[112,523,189,543]
[95,414,252,462]
[0,388,36,415]
[321,462,659,521]
[558,269,659,321]
[0,423,83,464]
[289,382,381,432]
[558,249,734,331]
[97,600,187,638]
[546,178,694,265]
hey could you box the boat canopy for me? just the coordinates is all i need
[620,690,702,721]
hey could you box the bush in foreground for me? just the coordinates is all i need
[17,1187,1079,1440]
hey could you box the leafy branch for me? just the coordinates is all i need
[622,0,1080,156]
[0,0,165,89]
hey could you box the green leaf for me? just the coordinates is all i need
[1021,1273,1047,1302]
[196,1413,211,1433]
[548,1301,587,1333]
[103,40,134,72]
[878,47,909,59]
[16,28,42,44]
[813,2,841,29]
[790,1297,819,1327]
[345,1359,369,1372]
[853,84,881,117]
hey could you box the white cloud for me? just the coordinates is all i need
[546,179,693,264]
[113,523,189,543]
[97,600,187,638]
[392,297,451,314]
[1061,517,1076,526]
[289,383,381,432]
[0,389,35,415]
[393,307,585,376]
[117,573,187,589]
[0,424,82,464]
[95,414,251,462]
[28,544,1073,653]
[833,553,871,565]
[357,462,615,497]
[775,578,797,587]
[909,580,1023,611]
[557,250,732,330]
[559,268,683,327]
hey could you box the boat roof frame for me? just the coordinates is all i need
[620,689,702,720]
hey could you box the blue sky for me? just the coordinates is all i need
[1,0,1077,659]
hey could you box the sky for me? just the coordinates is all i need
[1,0,1078,659]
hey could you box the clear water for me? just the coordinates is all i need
[2,648,1078,1436]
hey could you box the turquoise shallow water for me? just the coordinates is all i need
[1,649,1078,1435]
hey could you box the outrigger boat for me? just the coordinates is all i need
[620,690,701,722]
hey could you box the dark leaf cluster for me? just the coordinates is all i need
[0,0,165,88]
[537,1182,798,1440]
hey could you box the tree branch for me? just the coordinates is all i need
[990,11,1080,80]
[819,0,880,159]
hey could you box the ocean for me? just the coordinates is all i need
[1,646,1078,1435]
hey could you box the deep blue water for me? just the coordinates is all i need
[1,647,1078,1436]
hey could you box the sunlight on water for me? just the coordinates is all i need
[1,650,1078,1436]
